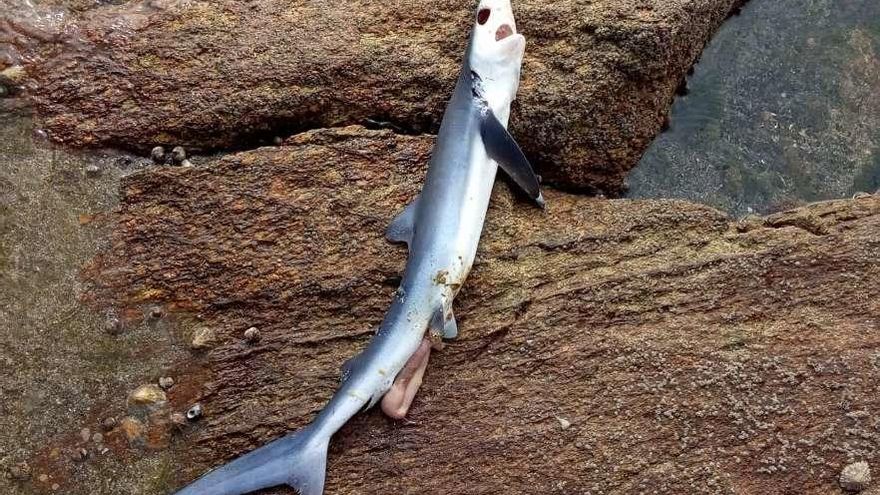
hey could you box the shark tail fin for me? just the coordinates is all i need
[173,424,329,495]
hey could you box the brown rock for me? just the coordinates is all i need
[85,128,880,494]
[144,411,172,450]
[170,412,188,431]
[118,417,145,447]
[20,0,744,193]
[100,417,117,431]
[243,326,260,344]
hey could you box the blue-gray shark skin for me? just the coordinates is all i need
[173,1,541,494]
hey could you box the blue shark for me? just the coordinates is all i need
[174,1,541,493]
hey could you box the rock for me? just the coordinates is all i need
[84,164,101,176]
[190,327,216,351]
[170,412,188,431]
[126,384,168,418]
[556,417,572,430]
[38,473,48,483]
[158,376,174,390]
[103,314,122,335]
[7,462,31,481]
[21,0,746,193]
[119,417,145,447]
[150,146,166,164]
[79,427,91,442]
[841,462,872,492]
[243,326,260,343]
[69,447,89,462]
[84,128,880,493]
[170,146,187,165]
[100,417,117,431]
[92,432,104,444]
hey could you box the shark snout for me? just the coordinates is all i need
[476,0,518,39]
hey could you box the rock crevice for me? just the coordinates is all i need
[15,0,748,193]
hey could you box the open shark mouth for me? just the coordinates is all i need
[495,23,514,41]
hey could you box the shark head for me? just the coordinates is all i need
[468,0,526,123]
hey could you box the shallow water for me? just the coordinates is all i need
[0,105,190,494]
[627,0,880,217]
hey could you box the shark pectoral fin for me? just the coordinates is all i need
[430,306,459,340]
[385,195,419,245]
[480,109,545,208]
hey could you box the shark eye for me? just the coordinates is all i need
[477,8,490,25]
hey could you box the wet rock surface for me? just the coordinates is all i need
[83,127,880,494]
[12,0,745,193]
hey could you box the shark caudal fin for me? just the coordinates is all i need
[173,424,329,495]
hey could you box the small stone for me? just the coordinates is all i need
[158,376,174,390]
[119,417,145,446]
[150,146,166,164]
[272,136,283,145]
[92,432,104,444]
[84,164,100,176]
[103,315,122,335]
[79,427,91,442]
[170,146,186,164]
[244,326,261,343]
[840,461,871,492]
[853,192,872,200]
[51,483,60,491]
[180,159,194,167]
[38,473,49,483]
[170,412,188,430]
[7,462,31,481]
[190,327,216,351]
[556,416,571,430]
[70,447,89,462]
[101,417,117,431]
[127,384,168,418]
[186,403,203,421]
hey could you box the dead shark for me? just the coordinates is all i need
[174,1,541,493]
